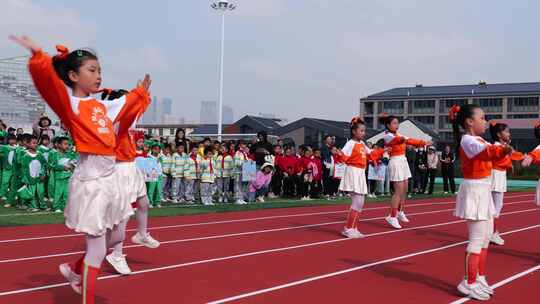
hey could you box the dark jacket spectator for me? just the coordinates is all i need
[250,131,274,166]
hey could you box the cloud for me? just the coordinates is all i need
[0,0,97,55]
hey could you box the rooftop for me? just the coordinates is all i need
[362,82,540,100]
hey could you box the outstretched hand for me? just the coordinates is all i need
[8,35,41,53]
[522,155,533,167]
[137,74,152,92]
[502,145,513,156]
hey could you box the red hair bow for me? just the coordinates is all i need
[350,116,364,126]
[448,105,460,122]
[489,120,498,127]
[54,45,69,60]
[379,112,389,119]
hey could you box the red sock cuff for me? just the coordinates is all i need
[71,254,85,275]
[82,263,100,304]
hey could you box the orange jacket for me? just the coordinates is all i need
[28,50,150,156]
[383,132,426,157]
[491,142,524,171]
[459,135,505,179]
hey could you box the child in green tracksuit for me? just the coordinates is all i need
[146,142,164,208]
[37,135,52,205]
[199,147,216,205]
[49,137,75,213]
[0,135,18,207]
[19,135,47,212]
[7,134,30,208]
[161,144,174,202]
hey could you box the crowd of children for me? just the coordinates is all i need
[1,131,78,213]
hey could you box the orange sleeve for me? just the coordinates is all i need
[386,136,406,146]
[28,50,74,129]
[510,151,524,162]
[474,145,505,162]
[405,138,427,147]
[528,149,540,164]
[368,148,384,162]
[114,87,151,126]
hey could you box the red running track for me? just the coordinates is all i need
[0,192,538,303]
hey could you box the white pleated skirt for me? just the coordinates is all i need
[339,166,368,195]
[454,177,495,220]
[491,169,507,193]
[115,161,147,204]
[65,159,134,237]
[388,155,412,182]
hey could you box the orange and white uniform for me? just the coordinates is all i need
[338,139,383,194]
[383,131,427,182]
[28,50,150,236]
[454,135,506,220]
[526,145,540,206]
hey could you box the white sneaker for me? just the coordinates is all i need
[218,197,223,203]
[257,196,265,203]
[444,191,449,194]
[157,204,162,208]
[131,232,160,249]
[397,211,410,223]
[106,253,132,275]
[3,204,11,208]
[204,201,215,206]
[59,263,81,295]
[54,209,62,214]
[477,276,495,295]
[149,205,154,209]
[268,192,277,199]
[386,216,402,229]
[235,199,248,205]
[490,232,505,246]
[457,279,490,301]
[341,228,363,239]
[354,228,365,238]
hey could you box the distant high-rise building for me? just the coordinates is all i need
[142,96,159,123]
[162,98,172,116]
[200,101,218,124]
[223,105,234,124]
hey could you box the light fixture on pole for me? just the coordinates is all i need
[211,0,236,142]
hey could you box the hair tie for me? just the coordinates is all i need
[490,121,498,127]
[54,45,69,60]
[350,116,364,126]
[379,112,389,119]
[448,105,460,122]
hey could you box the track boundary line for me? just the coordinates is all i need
[0,207,538,297]
[206,223,540,304]
[0,193,533,244]
[0,201,533,264]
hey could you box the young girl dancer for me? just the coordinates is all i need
[338,117,383,238]
[488,122,523,246]
[100,89,160,276]
[449,105,512,300]
[11,36,151,304]
[379,114,430,229]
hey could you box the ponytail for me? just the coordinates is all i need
[52,45,98,88]
[449,104,480,157]
[101,89,129,101]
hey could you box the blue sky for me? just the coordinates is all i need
[2,0,540,123]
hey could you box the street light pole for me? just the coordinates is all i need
[211,0,236,142]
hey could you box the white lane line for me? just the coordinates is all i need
[449,264,540,304]
[207,223,540,304]
[0,207,538,297]
[0,193,532,244]
[0,201,533,264]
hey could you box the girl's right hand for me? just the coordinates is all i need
[522,155,533,167]
[137,74,152,91]
[9,35,41,53]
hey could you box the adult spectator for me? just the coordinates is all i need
[320,135,333,197]
[405,145,417,196]
[426,146,439,194]
[414,146,428,193]
[174,128,191,151]
[440,145,456,194]
[250,131,274,167]
[33,115,55,144]
[16,128,24,136]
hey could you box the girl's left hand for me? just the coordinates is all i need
[9,35,41,53]
[137,74,152,91]
[522,155,533,167]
